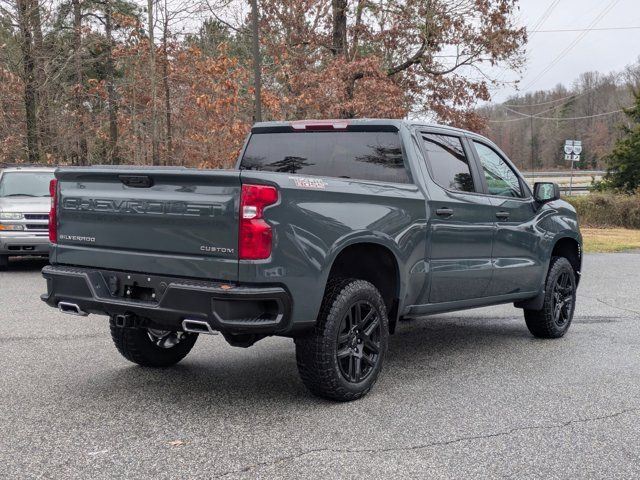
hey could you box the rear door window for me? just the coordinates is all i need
[420,134,476,193]
[240,131,411,184]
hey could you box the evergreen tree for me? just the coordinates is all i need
[601,90,640,192]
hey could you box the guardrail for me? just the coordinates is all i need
[521,170,604,178]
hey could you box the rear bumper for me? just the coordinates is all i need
[41,265,293,335]
[0,232,49,255]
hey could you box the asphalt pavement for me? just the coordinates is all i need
[1,253,639,479]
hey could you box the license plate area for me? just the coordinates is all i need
[124,283,156,302]
[100,271,162,303]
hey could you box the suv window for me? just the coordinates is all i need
[473,142,522,198]
[240,131,411,184]
[0,171,54,197]
[421,134,475,193]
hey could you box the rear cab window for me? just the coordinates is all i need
[240,128,411,184]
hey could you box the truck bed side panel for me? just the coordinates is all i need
[238,171,428,328]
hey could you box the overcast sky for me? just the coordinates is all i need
[491,0,640,102]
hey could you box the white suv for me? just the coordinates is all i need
[0,166,55,268]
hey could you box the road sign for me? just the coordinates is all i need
[573,140,582,155]
[564,139,582,161]
[564,140,574,155]
[563,139,582,195]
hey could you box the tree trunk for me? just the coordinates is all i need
[162,1,172,163]
[105,0,119,164]
[30,0,49,160]
[331,0,347,57]
[250,0,262,122]
[16,0,39,162]
[72,0,88,165]
[148,0,159,165]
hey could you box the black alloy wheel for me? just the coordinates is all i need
[336,300,382,383]
[551,271,575,328]
[524,256,577,339]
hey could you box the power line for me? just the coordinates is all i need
[488,107,628,123]
[530,26,640,33]
[522,0,621,91]
[501,103,570,118]
[528,0,562,37]
[503,92,582,108]
[490,0,561,86]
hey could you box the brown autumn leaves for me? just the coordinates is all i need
[0,0,526,168]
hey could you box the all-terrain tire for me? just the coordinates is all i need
[524,256,577,339]
[295,278,389,401]
[109,317,198,367]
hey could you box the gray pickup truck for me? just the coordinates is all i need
[42,119,582,401]
[0,166,55,268]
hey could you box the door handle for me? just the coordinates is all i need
[435,207,454,217]
[496,211,510,220]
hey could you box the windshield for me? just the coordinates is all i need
[0,171,55,197]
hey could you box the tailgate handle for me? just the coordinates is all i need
[118,175,154,188]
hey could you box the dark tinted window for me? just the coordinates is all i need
[421,134,475,192]
[473,142,522,198]
[240,131,411,183]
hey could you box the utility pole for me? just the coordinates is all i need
[529,114,535,183]
[250,0,262,122]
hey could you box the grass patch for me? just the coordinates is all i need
[581,227,640,253]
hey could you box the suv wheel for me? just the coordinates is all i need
[109,317,198,367]
[295,279,389,401]
[524,256,577,338]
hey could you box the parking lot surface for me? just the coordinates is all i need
[1,253,639,479]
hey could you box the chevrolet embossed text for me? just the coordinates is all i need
[62,198,223,216]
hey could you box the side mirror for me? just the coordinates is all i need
[533,182,561,203]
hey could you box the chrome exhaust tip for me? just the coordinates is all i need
[58,301,88,317]
[181,319,218,335]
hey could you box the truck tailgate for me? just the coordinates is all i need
[54,168,240,281]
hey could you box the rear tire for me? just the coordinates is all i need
[109,317,198,367]
[295,278,389,401]
[524,257,576,339]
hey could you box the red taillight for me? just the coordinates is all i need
[290,120,349,130]
[239,184,278,260]
[48,179,58,243]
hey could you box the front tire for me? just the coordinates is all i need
[295,279,389,401]
[109,317,198,367]
[524,257,577,338]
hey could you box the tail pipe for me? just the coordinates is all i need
[181,319,218,335]
[58,301,88,317]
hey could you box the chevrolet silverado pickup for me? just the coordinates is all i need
[0,166,55,268]
[41,119,582,401]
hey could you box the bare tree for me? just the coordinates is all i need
[147,0,159,165]
[15,0,38,161]
[72,0,87,164]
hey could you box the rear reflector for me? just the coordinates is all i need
[48,179,58,243]
[239,184,278,260]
